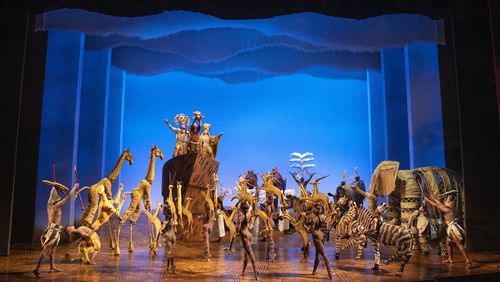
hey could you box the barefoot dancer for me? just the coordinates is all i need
[162,204,177,274]
[262,199,276,262]
[425,194,472,268]
[202,201,215,260]
[305,202,333,280]
[238,201,259,281]
[65,225,100,265]
[33,180,78,278]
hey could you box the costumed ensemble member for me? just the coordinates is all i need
[188,111,203,153]
[425,194,472,268]
[203,196,215,260]
[305,202,333,279]
[200,123,223,158]
[65,225,101,265]
[262,196,277,261]
[162,203,177,274]
[237,201,259,281]
[365,204,386,271]
[216,190,229,241]
[405,204,430,254]
[164,113,190,157]
[350,173,366,207]
[33,180,79,278]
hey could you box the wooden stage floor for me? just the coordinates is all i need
[1,230,500,281]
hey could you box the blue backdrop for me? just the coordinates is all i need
[33,10,445,228]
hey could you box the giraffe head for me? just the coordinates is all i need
[151,144,164,160]
[124,148,134,165]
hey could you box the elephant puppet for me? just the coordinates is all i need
[359,161,463,229]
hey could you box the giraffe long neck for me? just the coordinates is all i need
[153,203,162,218]
[107,152,128,183]
[185,199,192,211]
[145,151,156,184]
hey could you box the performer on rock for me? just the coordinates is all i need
[188,111,203,153]
[164,113,189,157]
[200,123,223,159]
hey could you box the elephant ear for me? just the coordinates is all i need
[369,161,399,196]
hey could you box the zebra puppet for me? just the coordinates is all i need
[343,203,413,275]
[333,196,367,260]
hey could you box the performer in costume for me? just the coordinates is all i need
[261,195,277,261]
[162,203,177,273]
[405,204,430,254]
[65,226,101,265]
[33,180,78,278]
[365,203,387,270]
[335,178,349,215]
[164,113,189,157]
[188,111,203,153]
[200,123,223,158]
[424,194,472,268]
[203,201,215,260]
[305,202,333,279]
[216,188,230,241]
[237,201,259,281]
[350,170,366,207]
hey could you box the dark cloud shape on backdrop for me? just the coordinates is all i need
[36,9,443,83]
[38,9,443,49]
[111,45,378,76]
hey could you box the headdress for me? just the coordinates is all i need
[173,113,190,125]
[48,187,62,206]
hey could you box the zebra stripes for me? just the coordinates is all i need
[346,206,413,274]
[334,202,366,260]
[339,206,376,261]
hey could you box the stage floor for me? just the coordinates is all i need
[1,231,500,281]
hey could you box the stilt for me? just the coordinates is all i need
[129,222,134,252]
[114,223,121,255]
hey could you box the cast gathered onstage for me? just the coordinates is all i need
[31,113,475,281]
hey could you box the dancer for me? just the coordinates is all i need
[261,201,276,261]
[305,202,333,279]
[65,225,100,265]
[202,199,215,260]
[118,144,163,252]
[238,201,259,281]
[33,180,79,278]
[425,194,472,268]
[162,202,177,273]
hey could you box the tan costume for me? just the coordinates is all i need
[80,149,133,226]
[78,232,101,264]
[446,220,464,242]
[40,223,63,248]
[165,115,189,157]
[118,144,163,253]
[200,123,222,158]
